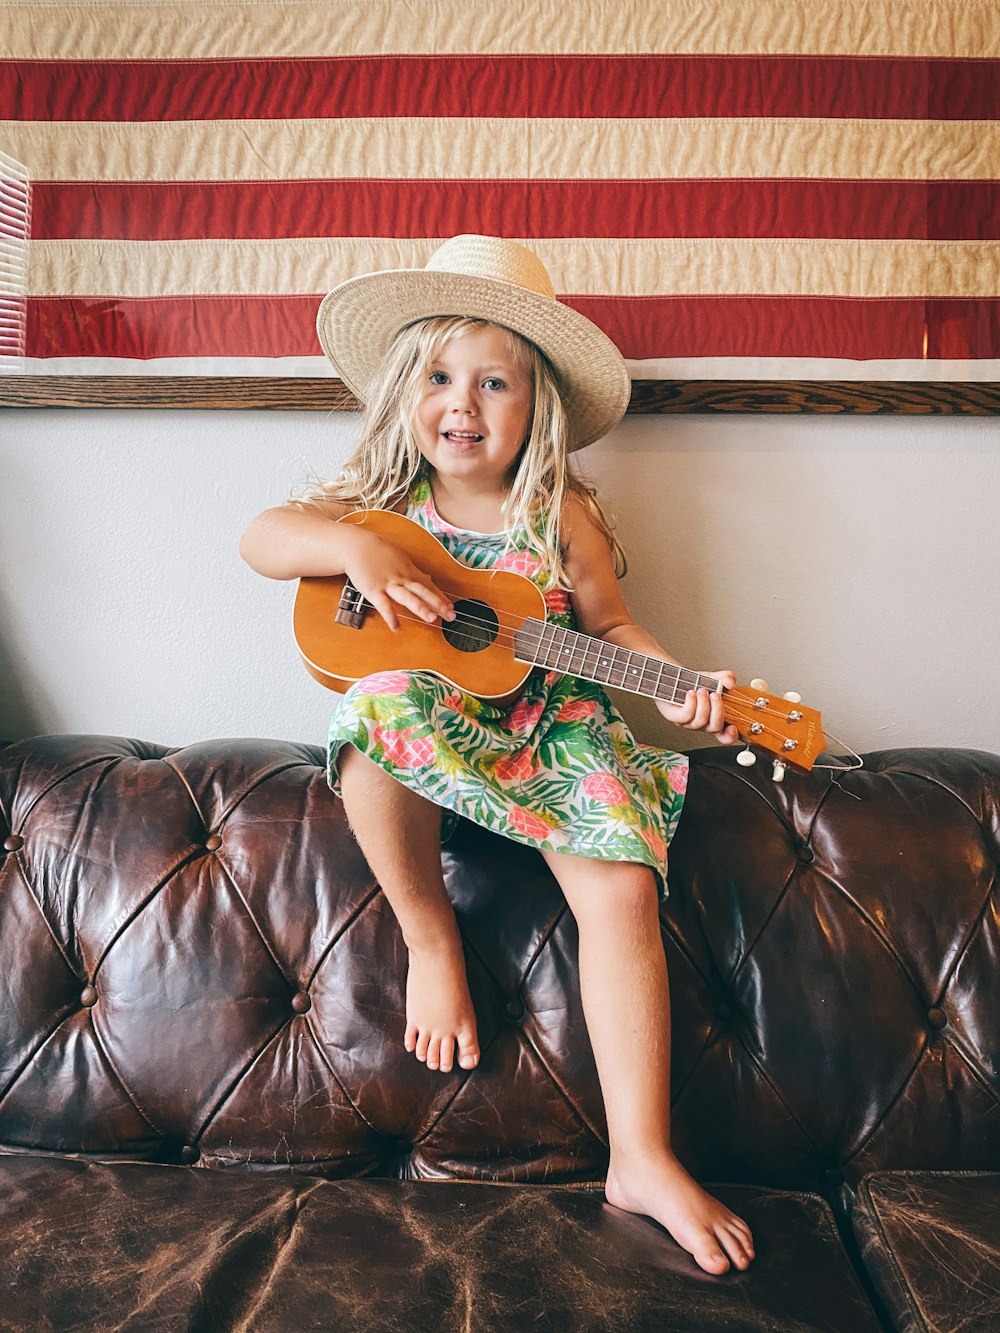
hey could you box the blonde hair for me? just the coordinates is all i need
[293,316,626,589]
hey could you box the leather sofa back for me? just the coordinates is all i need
[1,736,998,1191]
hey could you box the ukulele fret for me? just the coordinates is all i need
[608,644,622,688]
[645,655,661,698]
[559,625,573,670]
[543,622,560,670]
[568,630,584,677]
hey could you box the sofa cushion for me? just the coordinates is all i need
[2,736,999,1196]
[853,1171,1000,1333]
[0,1157,881,1331]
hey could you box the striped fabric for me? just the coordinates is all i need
[1,0,998,381]
[0,149,29,370]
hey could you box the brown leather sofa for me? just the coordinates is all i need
[0,734,998,1331]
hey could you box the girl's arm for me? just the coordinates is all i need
[239,500,454,630]
[562,497,738,742]
[240,498,361,579]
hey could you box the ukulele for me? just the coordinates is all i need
[293,509,826,779]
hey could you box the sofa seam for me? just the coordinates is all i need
[860,1176,935,1333]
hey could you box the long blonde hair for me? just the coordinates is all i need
[293,316,626,589]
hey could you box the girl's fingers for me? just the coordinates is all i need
[685,688,712,729]
[368,590,400,632]
[406,580,455,621]
[388,581,438,624]
[386,580,454,624]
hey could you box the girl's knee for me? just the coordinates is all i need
[544,854,659,927]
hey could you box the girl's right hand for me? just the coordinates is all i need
[342,528,455,632]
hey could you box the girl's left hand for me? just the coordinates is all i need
[656,669,740,745]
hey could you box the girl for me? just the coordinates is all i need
[240,235,754,1276]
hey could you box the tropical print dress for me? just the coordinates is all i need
[327,475,689,893]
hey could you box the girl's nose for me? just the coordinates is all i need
[449,380,478,414]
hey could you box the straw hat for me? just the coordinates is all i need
[316,235,631,450]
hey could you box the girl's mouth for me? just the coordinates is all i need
[442,430,484,447]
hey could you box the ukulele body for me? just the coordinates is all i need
[293,508,547,703]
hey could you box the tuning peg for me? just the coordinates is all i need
[736,747,757,767]
[783,691,802,704]
[771,759,786,783]
[750,678,769,692]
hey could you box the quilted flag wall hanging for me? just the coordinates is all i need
[0,0,997,412]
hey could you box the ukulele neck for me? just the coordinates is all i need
[513,618,721,704]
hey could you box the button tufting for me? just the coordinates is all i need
[180,1145,200,1164]
[825,1168,845,1187]
[715,1000,735,1023]
[797,844,815,865]
[505,998,526,1021]
[927,1006,948,1030]
[3,835,23,853]
[291,991,311,1014]
[395,1138,411,1156]
[204,834,222,852]
[80,986,98,1007]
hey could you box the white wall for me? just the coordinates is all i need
[1,406,998,759]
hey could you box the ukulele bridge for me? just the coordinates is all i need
[335,581,367,629]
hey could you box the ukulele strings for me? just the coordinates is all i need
[361,600,800,729]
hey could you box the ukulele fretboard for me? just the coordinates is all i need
[513,618,722,704]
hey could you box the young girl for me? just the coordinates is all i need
[240,235,755,1276]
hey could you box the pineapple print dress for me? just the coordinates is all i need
[327,476,689,893]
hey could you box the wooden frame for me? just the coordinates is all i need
[1,377,997,413]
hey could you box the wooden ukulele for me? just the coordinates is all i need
[293,509,827,778]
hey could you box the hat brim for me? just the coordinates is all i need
[316,269,631,450]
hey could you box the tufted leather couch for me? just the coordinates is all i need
[1,734,998,1331]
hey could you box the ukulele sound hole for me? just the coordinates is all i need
[442,599,498,653]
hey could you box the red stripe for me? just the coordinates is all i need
[25,296,1000,361]
[4,55,998,121]
[30,179,1000,242]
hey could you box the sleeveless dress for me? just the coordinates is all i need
[326,476,689,894]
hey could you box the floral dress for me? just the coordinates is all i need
[327,476,689,893]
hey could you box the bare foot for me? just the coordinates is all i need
[606,1152,755,1275]
[403,942,480,1073]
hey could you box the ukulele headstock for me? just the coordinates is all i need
[723,680,825,778]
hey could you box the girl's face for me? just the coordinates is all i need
[412,324,533,491]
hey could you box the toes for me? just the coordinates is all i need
[736,1228,755,1261]
[718,1225,753,1269]
[425,1035,441,1070]
[457,1031,480,1070]
[438,1035,455,1073]
[404,1021,417,1054]
[694,1243,730,1275]
[414,1030,429,1062]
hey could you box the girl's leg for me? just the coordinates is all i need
[541,849,754,1275]
[337,744,479,1073]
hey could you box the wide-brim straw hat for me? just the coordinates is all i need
[316,235,631,450]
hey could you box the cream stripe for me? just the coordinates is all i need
[27,237,1000,299]
[3,1,997,58]
[6,118,999,183]
[16,356,1000,381]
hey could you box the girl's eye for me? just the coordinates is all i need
[429,371,449,385]
[483,377,505,391]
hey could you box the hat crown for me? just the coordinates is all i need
[423,234,557,301]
